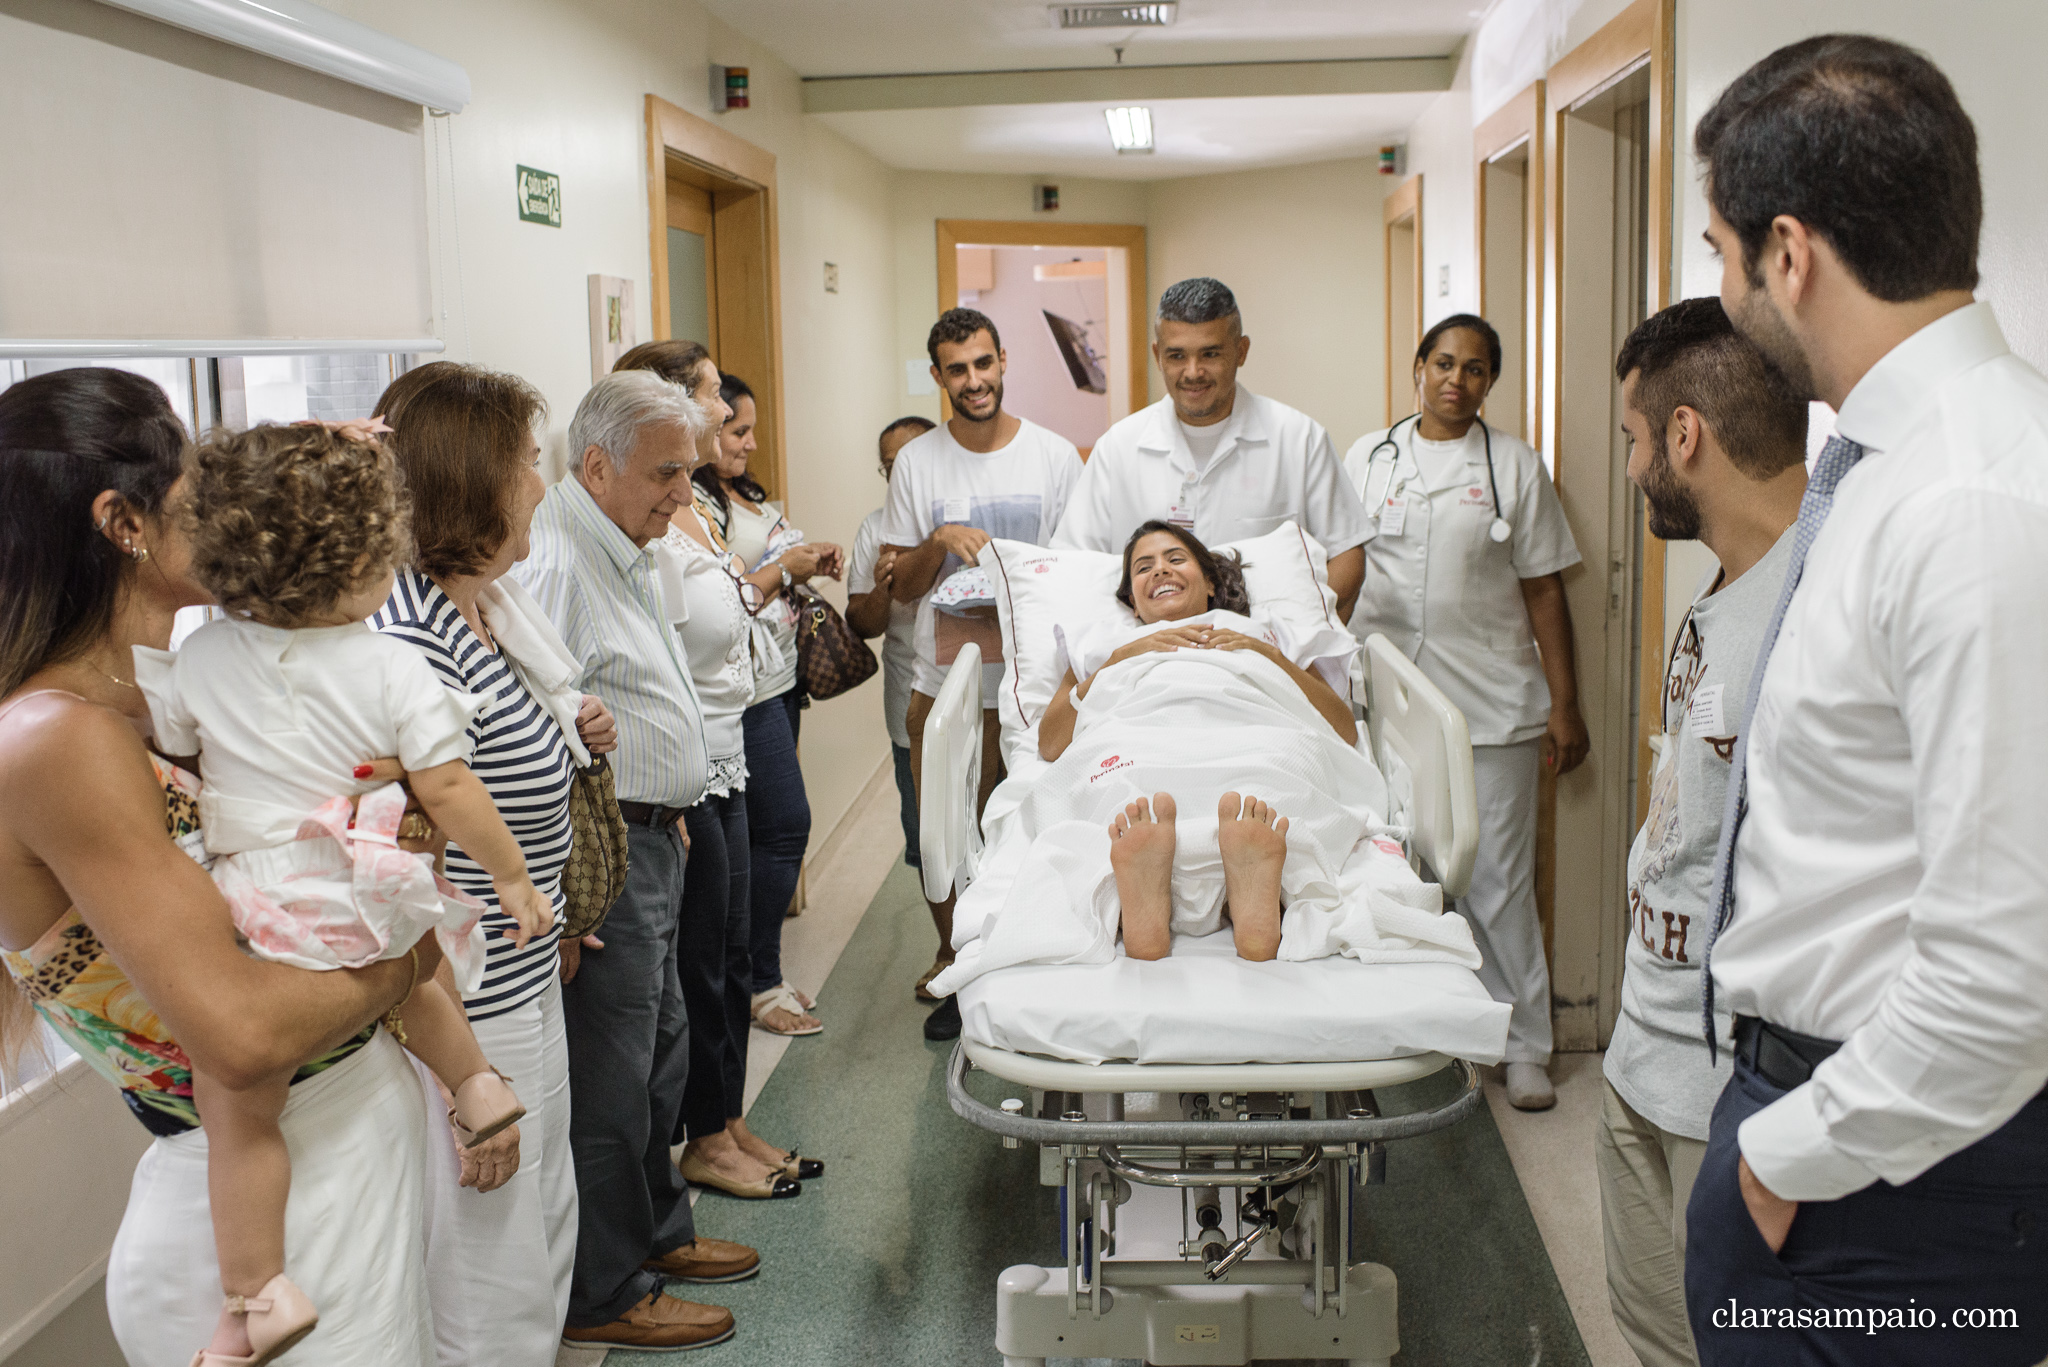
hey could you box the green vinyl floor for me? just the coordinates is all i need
[639,861,1589,1367]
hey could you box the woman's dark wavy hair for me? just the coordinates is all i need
[692,371,772,514]
[1114,520,1250,618]
[0,369,188,696]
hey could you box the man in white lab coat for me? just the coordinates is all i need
[1686,36,2048,1367]
[1052,277,1372,619]
[1345,314,1586,1111]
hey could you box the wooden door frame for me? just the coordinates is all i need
[1474,81,1545,449]
[933,219,1149,424]
[645,94,787,500]
[1382,174,1423,423]
[1538,0,1676,1050]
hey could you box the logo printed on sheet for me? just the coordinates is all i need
[1372,837,1405,858]
[1089,754,1134,783]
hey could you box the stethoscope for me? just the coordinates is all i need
[1363,411,1513,543]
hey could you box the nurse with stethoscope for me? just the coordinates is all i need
[1344,313,1588,1112]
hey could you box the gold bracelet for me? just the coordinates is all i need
[382,946,420,1045]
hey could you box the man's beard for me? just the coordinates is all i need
[1639,433,1703,541]
[951,377,1004,423]
[1728,281,1817,403]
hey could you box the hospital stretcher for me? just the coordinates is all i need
[921,639,1488,1366]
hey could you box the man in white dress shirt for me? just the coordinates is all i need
[1052,277,1372,619]
[1684,37,2048,1367]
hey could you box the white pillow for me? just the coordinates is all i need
[980,521,1339,767]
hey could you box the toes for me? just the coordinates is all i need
[1273,815,1290,838]
[1219,791,1243,821]
[1153,792,1177,822]
[1132,796,1153,823]
[1109,813,1129,840]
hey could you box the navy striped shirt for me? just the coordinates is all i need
[372,570,572,1021]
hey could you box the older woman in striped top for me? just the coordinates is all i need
[369,363,618,1367]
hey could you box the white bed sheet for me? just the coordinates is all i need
[959,929,1511,1067]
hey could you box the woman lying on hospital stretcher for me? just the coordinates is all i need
[1038,522,1360,962]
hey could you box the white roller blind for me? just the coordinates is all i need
[0,0,436,351]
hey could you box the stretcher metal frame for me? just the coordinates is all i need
[924,637,1487,1366]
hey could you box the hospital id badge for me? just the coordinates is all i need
[1167,501,1195,529]
[1379,496,1409,537]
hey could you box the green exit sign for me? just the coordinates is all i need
[517,165,561,227]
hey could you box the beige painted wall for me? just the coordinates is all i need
[1145,158,1392,451]
[321,0,901,853]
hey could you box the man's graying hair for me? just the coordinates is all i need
[569,370,706,477]
[1157,277,1240,330]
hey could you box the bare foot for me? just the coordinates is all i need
[684,1130,777,1185]
[206,1303,256,1358]
[1218,792,1288,962]
[1109,793,1177,960]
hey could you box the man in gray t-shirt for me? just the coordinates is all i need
[1600,300,1808,1367]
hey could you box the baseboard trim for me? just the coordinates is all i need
[804,752,895,890]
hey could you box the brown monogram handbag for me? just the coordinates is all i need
[788,583,878,701]
[560,754,629,939]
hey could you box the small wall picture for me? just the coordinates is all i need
[587,275,636,382]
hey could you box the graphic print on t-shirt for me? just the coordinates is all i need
[1630,603,1736,963]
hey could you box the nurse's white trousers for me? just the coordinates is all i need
[415,975,578,1367]
[1452,740,1552,1064]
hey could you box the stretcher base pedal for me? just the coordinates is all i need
[994,1260,1397,1366]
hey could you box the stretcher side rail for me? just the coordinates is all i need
[946,1043,1483,1147]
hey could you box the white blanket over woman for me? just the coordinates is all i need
[929,615,1482,995]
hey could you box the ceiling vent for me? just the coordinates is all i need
[1054,3,1178,29]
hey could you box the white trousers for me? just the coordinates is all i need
[415,976,577,1367]
[108,1030,434,1367]
[1452,740,1552,1063]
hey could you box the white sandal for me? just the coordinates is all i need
[750,984,822,1037]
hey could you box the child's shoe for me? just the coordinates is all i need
[187,1273,318,1366]
[451,1067,525,1149]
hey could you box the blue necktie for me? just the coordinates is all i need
[1700,434,1867,1058]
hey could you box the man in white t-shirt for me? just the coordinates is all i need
[847,415,935,881]
[881,307,1083,1040]
[1599,299,1806,1367]
[1052,277,1372,619]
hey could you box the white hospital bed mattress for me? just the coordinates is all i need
[958,929,1511,1067]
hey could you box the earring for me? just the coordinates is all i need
[135,547,151,563]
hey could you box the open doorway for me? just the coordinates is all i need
[935,220,1146,456]
[1541,0,1674,1051]
[1476,83,1544,446]
[1383,175,1423,424]
[645,96,785,498]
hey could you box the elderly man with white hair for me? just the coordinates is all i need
[512,370,756,1354]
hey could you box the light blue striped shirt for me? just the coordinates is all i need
[512,476,709,807]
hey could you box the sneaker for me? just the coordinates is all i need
[1505,1061,1556,1111]
[561,1291,735,1352]
[923,995,961,1042]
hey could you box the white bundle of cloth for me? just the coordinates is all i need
[929,620,1482,996]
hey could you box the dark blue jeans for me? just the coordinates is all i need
[1685,1052,2048,1366]
[561,822,695,1327]
[742,690,811,994]
[892,741,920,869]
[674,790,750,1142]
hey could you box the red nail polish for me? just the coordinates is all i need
[353,764,374,779]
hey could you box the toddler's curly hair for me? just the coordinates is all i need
[184,423,409,627]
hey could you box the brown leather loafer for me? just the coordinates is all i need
[644,1236,761,1284]
[560,1291,735,1352]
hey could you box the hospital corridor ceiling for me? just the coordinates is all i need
[703,0,1488,178]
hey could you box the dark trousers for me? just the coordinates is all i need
[892,741,921,869]
[742,690,811,993]
[1685,1052,2048,1366]
[675,790,751,1142]
[561,822,696,1327]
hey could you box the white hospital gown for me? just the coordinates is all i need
[135,618,490,986]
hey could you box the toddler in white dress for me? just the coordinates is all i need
[136,420,552,1367]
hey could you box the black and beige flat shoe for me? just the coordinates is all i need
[677,1150,800,1199]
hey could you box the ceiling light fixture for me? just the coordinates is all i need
[1055,3,1177,28]
[1104,105,1154,154]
